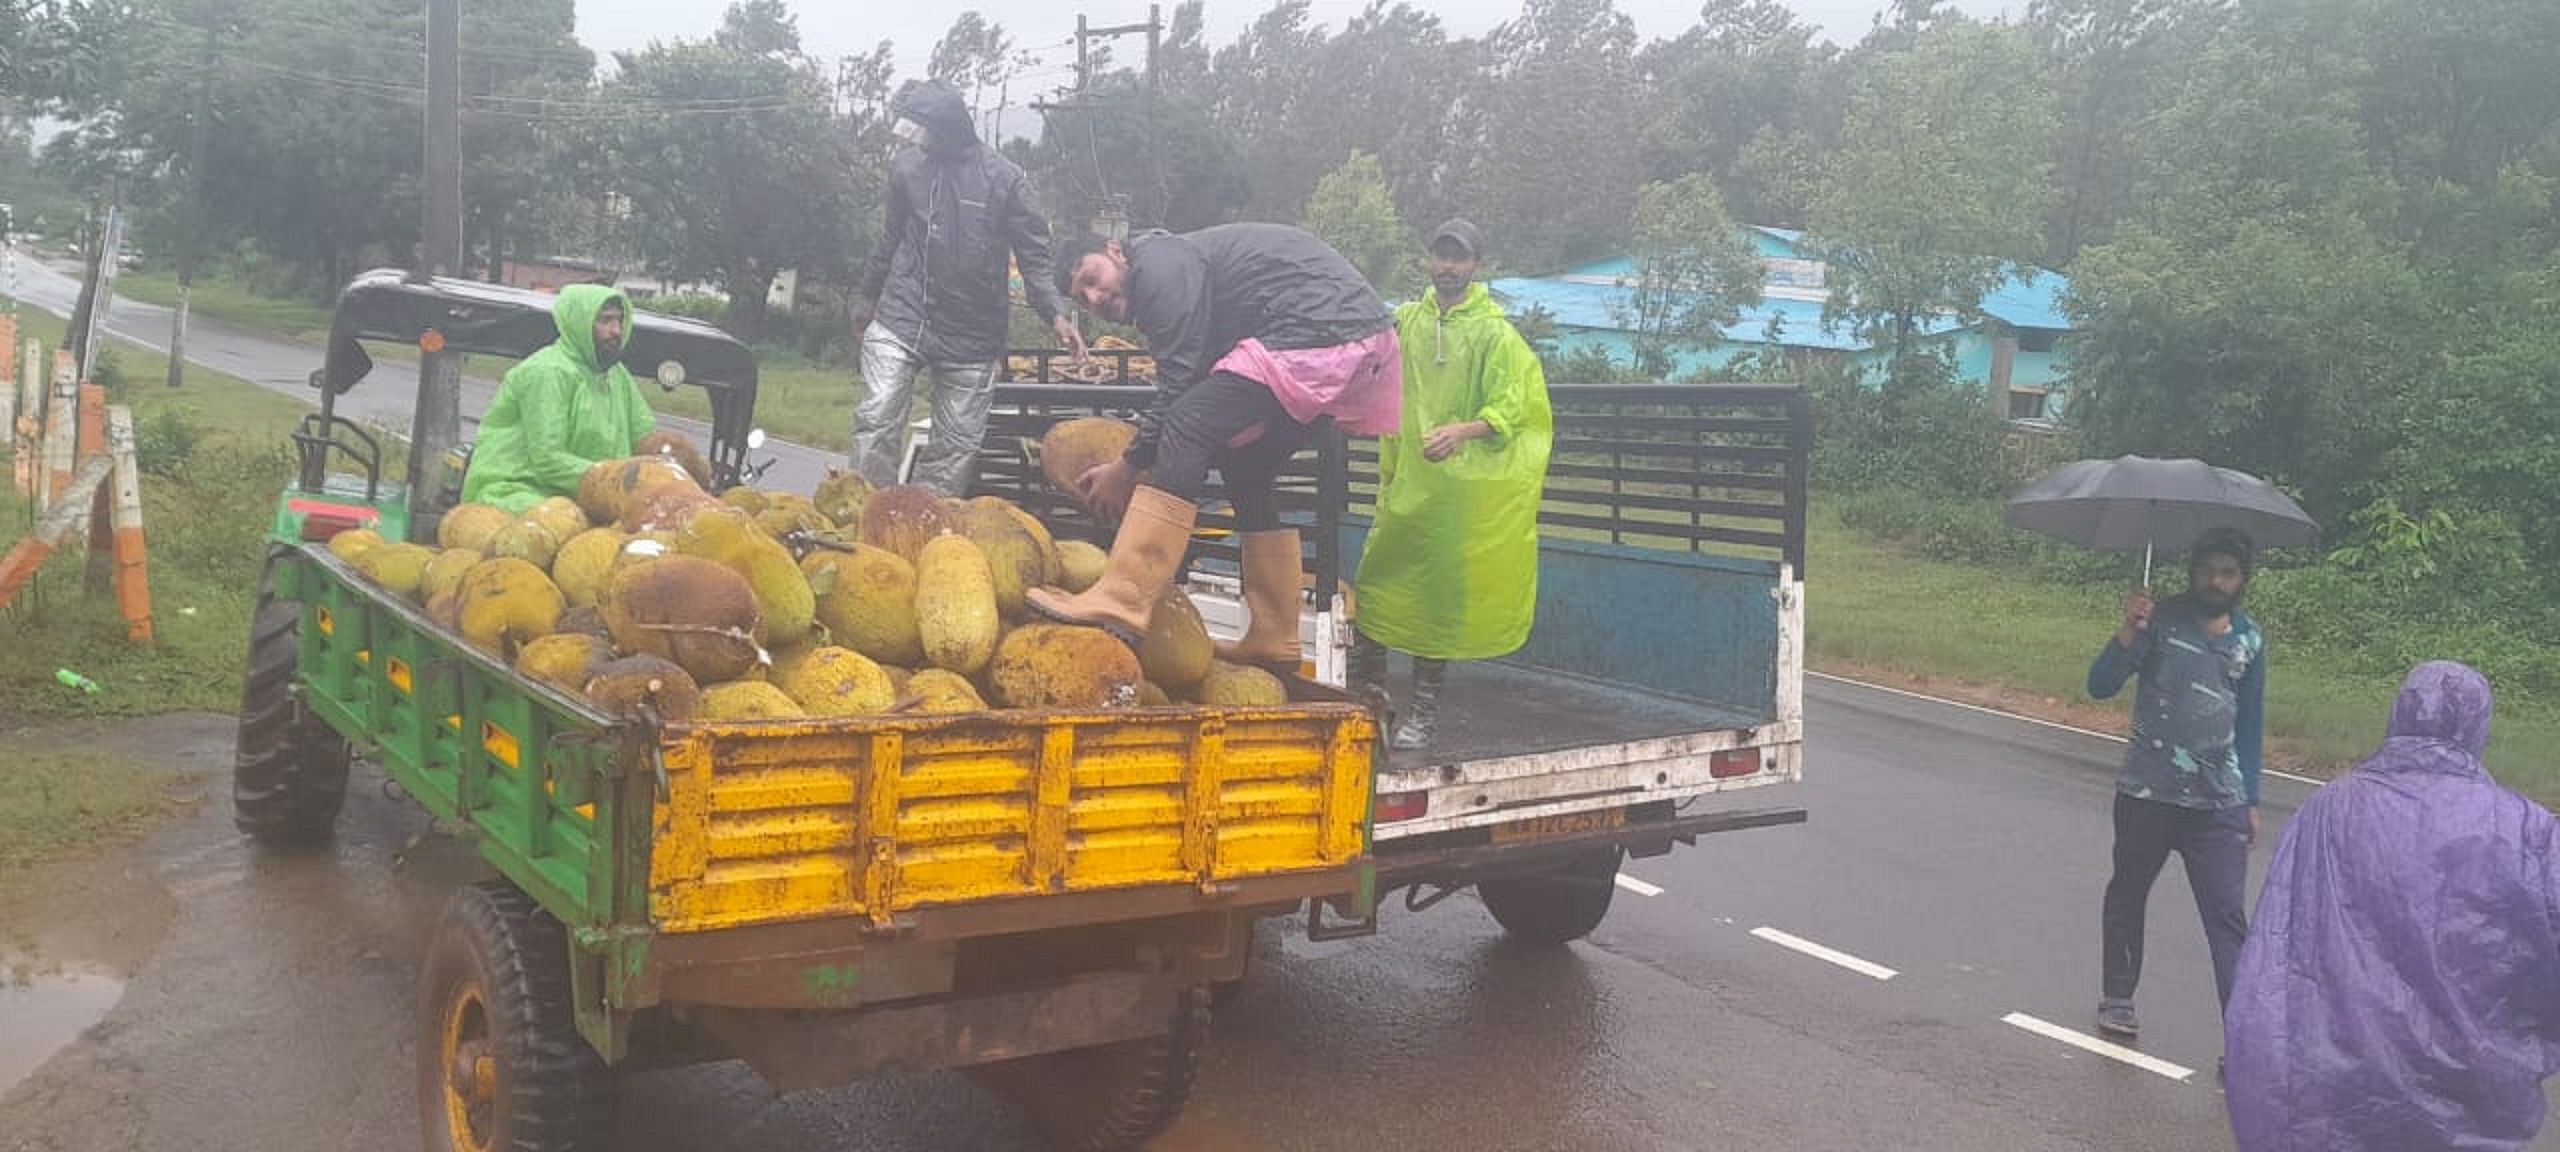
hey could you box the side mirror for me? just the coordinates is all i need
[656,359,686,393]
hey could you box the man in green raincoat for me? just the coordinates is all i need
[461,283,656,515]
[1352,219,1554,749]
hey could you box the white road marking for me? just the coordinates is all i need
[2001,1011,2197,1082]
[1613,873,1663,897]
[1749,926,1898,981]
[1809,670,2325,787]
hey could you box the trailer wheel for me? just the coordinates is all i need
[417,881,611,1152]
[1477,845,1624,945]
[232,562,351,844]
[988,985,1210,1152]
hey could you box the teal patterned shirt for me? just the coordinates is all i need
[2088,596,2266,808]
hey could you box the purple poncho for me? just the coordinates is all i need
[2227,662,2560,1151]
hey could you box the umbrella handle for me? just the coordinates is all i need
[2142,540,2153,588]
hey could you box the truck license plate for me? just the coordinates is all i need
[1490,807,1627,846]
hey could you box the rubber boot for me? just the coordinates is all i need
[1215,529,1304,674]
[1391,657,1446,750]
[1025,486,1198,647]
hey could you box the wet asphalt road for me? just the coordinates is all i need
[4,681,2414,1152]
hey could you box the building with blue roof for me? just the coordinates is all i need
[1486,226,2075,422]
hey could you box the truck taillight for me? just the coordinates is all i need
[1375,791,1429,823]
[1710,748,1765,779]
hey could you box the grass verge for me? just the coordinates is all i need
[2,328,305,720]
[113,272,334,341]
[1804,502,2560,805]
[0,752,171,873]
[653,351,850,454]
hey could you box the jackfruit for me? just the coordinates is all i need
[904,668,987,714]
[915,535,1000,675]
[619,484,716,534]
[526,496,591,542]
[858,485,955,564]
[354,542,437,600]
[583,655,701,723]
[579,456,699,525]
[550,527,630,610]
[881,665,917,692]
[1137,681,1172,707]
[754,493,832,541]
[557,604,609,638]
[802,545,924,667]
[1198,661,1288,708]
[327,528,385,564]
[1040,417,1138,504]
[1056,540,1107,592]
[515,633,613,694]
[600,554,765,683]
[489,519,563,570]
[719,486,771,515]
[677,504,818,647]
[426,590,463,632]
[697,681,806,721]
[775,646,897,717]
[813,470,873,528]
[1137,587,1214,691]
[634,430,713,488]
[994,499,1063,584]
[437,504,513,553]
[956,499,1047,619]
[456,558,565,658]
[988,623,1143,710]
[421,548,481,607]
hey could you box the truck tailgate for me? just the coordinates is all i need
[649,707,1376,933]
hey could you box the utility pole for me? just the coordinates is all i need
[1033,9,1164,242]
[167,5,222,389]
[407,0,464,545]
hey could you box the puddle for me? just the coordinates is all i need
[0,953,125,1095]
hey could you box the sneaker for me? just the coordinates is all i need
[1390,714,1435,750]
[2096,999,2140,1038]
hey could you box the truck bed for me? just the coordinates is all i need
[1383,661,1763,767]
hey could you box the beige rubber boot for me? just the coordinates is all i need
[1216,529,1305,672]
[1025,486,1198,645]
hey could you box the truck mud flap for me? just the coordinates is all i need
[1372,804,1807,893]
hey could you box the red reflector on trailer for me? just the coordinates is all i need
[1375,791,1429,823]
[1710,748,1764,779]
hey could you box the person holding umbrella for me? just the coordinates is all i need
[2085,524,2265,1047]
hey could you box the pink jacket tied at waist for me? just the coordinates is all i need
[1212,329,1404,438]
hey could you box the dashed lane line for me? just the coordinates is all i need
[1749,926,1899,981]
[2001,1011,2197,1082]
[1614,873,1664,897]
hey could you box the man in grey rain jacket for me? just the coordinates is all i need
[849,79,1081,494]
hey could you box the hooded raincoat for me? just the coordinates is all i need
[461,284,655,515]
[2226,661,2560,1152]
[1353,283,1553,661]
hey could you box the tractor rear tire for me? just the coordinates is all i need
[1477,844,1624,945]
[987,985,1210,1152]
[417,881,612,1152]
[232,562,351,845]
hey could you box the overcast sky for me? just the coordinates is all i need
[573,0,2018,86]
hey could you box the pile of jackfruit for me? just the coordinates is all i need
[320,426,1287,724]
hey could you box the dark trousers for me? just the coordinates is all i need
[1150,371,1316,532]
[2101,792,2251,1010]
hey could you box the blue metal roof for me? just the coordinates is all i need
[1487,277,1968,352]
[1979,267,2073,331]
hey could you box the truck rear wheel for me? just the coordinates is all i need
[987,986,1209,1152]
[232,563,351,844]
[417,881,611,1152]
[1477,845,1624,945]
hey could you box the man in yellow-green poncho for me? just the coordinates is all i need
[461,283,656,515]
[1351,219,1554,750]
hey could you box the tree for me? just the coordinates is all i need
[609,2,862,339]
[1634,0,1836,218]
[1808,22,2058,378]
[1460,0,1645,270]
[1302,151,1416,296]
[1616,174,1764,376]
[928,11,1024,138]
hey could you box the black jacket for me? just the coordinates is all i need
[1121,223,1392,466]
[858,81,1065,364]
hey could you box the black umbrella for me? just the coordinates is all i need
[2004,455,2318,584]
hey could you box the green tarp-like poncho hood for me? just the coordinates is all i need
[461,283,656,515]
[1354,283,1554,661]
